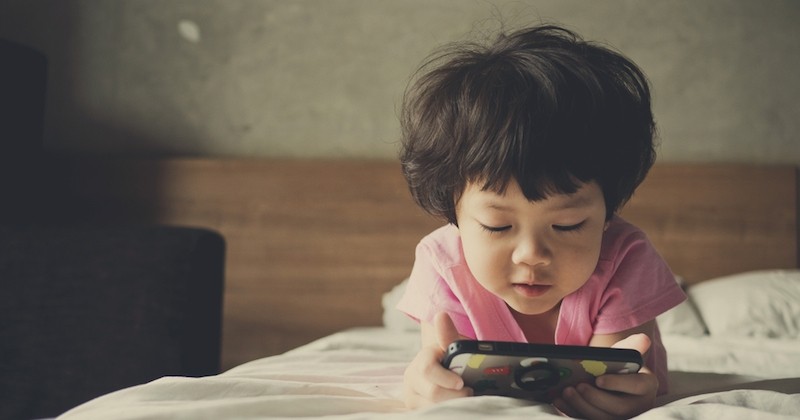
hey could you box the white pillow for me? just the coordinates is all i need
[656,276,708,337]
[382,278,420,332]
[656,299,708,337]
[688,269,800,338]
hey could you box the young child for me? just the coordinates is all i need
[396,24,686,418]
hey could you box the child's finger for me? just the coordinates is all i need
[424,359,465,391]
[433,312,461,351]
[418,380,472,402]
[405,383,472,408]
[404,351,469,405]
[611,332,651,356]
[572,370,658,418]
[406,346,464,391]
[560,385,615,420]
[595,366,657,396]
[403,368,471,409]
[551,397,580,418]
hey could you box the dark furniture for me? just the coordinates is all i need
[0,225,225,419]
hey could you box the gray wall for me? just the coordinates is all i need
[1,0,798,163]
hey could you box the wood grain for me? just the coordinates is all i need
[619,164,797,284]
[60,159,798,368]
[62,159,441,368]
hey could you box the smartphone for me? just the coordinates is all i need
[441,340,642,402]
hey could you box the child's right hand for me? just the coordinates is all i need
[403,312,473,408]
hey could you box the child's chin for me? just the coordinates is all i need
[507,298,558,317]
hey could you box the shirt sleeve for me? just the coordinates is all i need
[592,230,687,335]
[395,240,474,337]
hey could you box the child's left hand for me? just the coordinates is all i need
[552,334,658,419]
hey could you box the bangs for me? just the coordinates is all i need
[457,51,598,203]
[477,166,586,203]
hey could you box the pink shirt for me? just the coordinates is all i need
[396,216,685,395]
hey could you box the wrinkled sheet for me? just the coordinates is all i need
[59,328,800,419]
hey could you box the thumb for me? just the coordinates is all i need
[612,333,652,357]
[433,312,461,351]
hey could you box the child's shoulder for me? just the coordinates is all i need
[416,224,464,270]
[419,223,460,243]
[600,216,654,261]
[605,215,649,239]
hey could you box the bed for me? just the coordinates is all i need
[55,160,799,419]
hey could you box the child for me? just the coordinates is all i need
[396,24,686,419]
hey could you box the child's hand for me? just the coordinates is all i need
[553,334,658,419]
[403,312,473,408]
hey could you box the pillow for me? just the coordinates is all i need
[656,276,708,337]
[688,269,800,338]
[656,299,708,337]
[382,278,421,332]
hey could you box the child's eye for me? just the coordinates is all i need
[553,221,585,232]
[480,224,512,234]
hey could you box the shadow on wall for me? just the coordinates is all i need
[0,1,212,226]
[1,7,227,418]
[0,34,162,226]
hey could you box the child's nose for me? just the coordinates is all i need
[511,235,551,267]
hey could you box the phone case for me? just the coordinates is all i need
[441,340,642,402]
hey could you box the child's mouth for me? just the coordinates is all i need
[512,283,551,297]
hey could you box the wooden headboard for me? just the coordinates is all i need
[619,164,798,285]
[60,159,798,369]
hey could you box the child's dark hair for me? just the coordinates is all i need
[400,25,656,224]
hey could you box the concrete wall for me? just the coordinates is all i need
[1,0,798,163]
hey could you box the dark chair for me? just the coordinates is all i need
[0,38,49,225]
[0,225,225,420]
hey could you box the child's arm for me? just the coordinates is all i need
[553,321,659,419]
[403,312,473,408]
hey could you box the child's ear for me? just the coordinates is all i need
[604,221,611,232]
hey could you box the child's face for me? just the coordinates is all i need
[455,178,607,317]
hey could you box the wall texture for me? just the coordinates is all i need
[1,0,798,163]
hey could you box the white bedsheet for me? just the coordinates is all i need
[58,328,800,419]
